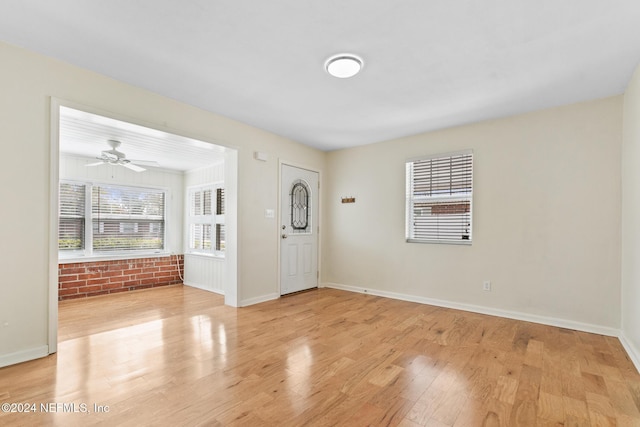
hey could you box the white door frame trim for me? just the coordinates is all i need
[48,99,62,354]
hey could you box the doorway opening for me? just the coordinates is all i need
[48,99,238,354]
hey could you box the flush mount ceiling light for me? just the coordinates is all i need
[325,54,363,78]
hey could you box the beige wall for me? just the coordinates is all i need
[0,41,325,363]
[622,63,640,364]
[323,97,622,329]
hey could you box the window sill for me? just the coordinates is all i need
[184,252,225,260]
[58,251,173,264]
[406,239,472,246]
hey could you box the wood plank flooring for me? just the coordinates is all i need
[0,285,639,426]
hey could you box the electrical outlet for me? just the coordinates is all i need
[483,280,491,291]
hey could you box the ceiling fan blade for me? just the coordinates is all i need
[122,162,146,172]
[86,161,105,167]
[129,159,159,166]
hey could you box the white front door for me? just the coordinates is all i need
[280,164,319,295]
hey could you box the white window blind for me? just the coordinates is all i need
[59,182,86,250]
[406,150,473,244]
[187,185,225,254]
[92,185,165,252]
[189,187,212,250]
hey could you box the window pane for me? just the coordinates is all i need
[290,181,310,233]
[203,189,212,215]
[190,224,201,249]
[93,220,164,251]
[412,155,473,196]
[59,182,85,250]
[216,188,225,215]
[59,218,84,250]
[216,224,225,251]
[192,191,202,216]
[92,185,165,251]
[189,223,212,250]
[412,200,471,241]
[203,224,212,249]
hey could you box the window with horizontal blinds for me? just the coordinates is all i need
[406,151,473,244]
[92,185,165,252]
[187,185,225,254]
[59,182,86,250]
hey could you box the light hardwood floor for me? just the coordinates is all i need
[0,285,639,426]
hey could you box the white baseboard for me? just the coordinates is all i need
[0,345,49,368]
[619,333,640,373]
[183,281,225,296]
[240,292,279,307]
[322,282,620,337]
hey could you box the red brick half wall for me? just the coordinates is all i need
[58,255,184,300]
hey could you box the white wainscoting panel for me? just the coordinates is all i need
[184,254,225,294]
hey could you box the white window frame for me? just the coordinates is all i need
[58,180,169,260]
[186,183,225,257]
[405,150,473,245]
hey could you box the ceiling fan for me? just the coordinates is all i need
[86,139,158,172]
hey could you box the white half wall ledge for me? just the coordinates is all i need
[324,282,640,374]
[240,293,280,307]
[0,345,49,369]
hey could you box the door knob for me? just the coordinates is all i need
[281,234,288,239]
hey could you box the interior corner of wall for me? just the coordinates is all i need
[619,331,640,374]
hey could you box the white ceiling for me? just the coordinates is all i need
[60,106,225,171]
[2,1,640,151]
